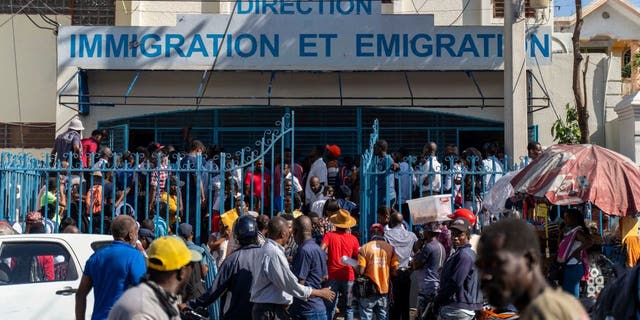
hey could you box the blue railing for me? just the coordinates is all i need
[1,113,296,241]
[359,119,531,242]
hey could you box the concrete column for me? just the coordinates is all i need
[614,91,640,164]
[504,0,528,166]
[631,41,640,94]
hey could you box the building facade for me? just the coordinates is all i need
[2,0,640,162]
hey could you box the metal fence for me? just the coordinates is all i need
[1,113,296,240]
[358,119,531,242]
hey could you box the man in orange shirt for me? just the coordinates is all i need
[357,224,399,320]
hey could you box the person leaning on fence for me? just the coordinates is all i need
[356,223,399,320]
[305,146,328,208]
[51,118,84,167]
[81,129,103,168]
[108,236,203,320]
[481,142,504,192]
[419,142,442,196]
[92,146,112,170]
[373,139,398,206]
[180,140,206,233]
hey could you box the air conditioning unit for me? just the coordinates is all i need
[530,0,550,9]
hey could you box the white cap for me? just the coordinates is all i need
[68,118,84,131]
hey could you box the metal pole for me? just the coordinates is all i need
[504,0,528,166]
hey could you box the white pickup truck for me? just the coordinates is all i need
[0,233,113,320]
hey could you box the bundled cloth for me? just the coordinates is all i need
[624,235,640,268]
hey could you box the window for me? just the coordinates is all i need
[493,0,537,19]
[623,49,632,79]
[0,242,78,285]
[0,0,114,26]
[90,240,112,252]
[0,122,55,148]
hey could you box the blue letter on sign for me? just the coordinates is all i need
[356,34,374,57]
[140,34,161,57]
[300,34,317,57]
[79,34,103,58]
[106,34,128,57]
[529,34,550,58]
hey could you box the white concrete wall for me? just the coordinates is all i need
[614,92,640,162]
[529,53,609,148]
[0,15,70,123]
[116,1,222,26]
[581,1,640,41]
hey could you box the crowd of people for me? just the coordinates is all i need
[4,118,634,320]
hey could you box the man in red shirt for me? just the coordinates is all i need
[321,209,359,320]
[244,158,271,213]
[81,130,103,168]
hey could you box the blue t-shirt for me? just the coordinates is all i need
[290,239,328,313]
[415,238,445,296]
[83,240,146,320]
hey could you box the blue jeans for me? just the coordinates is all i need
[438,306,475,320]
[359,295,387,320]
[291,309,327,320]
[562,263,584,298]
[324,279,354,320]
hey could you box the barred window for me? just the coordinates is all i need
[0,0,114,26]
[493,0,537,19]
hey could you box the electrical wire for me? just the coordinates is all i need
[449,0,471,26]
[0,0,36,29]
[24,13,56,31]
[10,0,25,150]
[195,0,239,110]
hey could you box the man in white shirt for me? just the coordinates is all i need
[482,143,504,192]
[305,146,328,205]
[420,142,441,196]
[251,216,335,320]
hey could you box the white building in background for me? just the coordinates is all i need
[2,0,640,163]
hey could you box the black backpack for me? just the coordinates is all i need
[181,260,206,301]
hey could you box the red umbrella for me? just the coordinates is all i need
[510,144,640,216]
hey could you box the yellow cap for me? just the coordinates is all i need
[147,236,202,271]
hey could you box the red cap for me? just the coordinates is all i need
[369,223,384,235]
[325,144,341,158]
[447,208,477,226]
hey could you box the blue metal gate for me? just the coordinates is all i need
[358,119,529,242]
[0,113,297,240]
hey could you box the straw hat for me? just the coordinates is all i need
[329,209,356,229]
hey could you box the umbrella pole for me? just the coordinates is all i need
[599,209,603,237]
[523,198,527,221]
[545,211,550,258]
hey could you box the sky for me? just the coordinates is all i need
[554,0,640,16]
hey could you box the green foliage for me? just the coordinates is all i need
[622,62,631,78]
[551,104,582,144]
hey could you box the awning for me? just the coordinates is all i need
[58,70,550,110]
